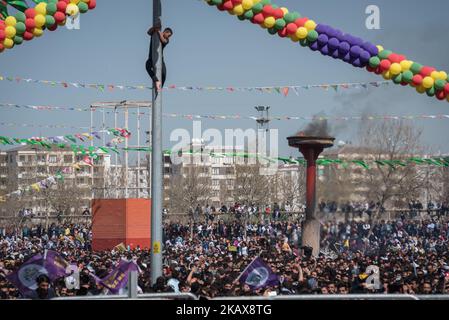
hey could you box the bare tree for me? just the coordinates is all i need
[233,164,270,207]
[358,120,425,218]
[276,165,306,211]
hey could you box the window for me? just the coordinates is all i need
[64,155,73,163]
[19,155,25,162]
[49,155,58,163]
[212,168,219,175]
[212,180,220,186]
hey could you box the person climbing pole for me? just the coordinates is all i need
[146,19,173,92]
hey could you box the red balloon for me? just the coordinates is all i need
[412,74,423,86]
[25,18,36,30]
[48,23,58,31]
[57,0,68,12]
[0,30,5,42]
[23,31,34,41]
[217,4,226,11]
[0,43,4,52]
[25,8,36,19]
[400,82,408,86]
[436,90,447,100]
[252,13,265,24]
[387,53,401,63]
[273,8,284,19]
[444,83,449,95]
[222,0,234,11]
[294,17,308,27]
[278,28,288,38]
[366,66,376,73]
[88,0,96,9]
[231,0,242,4]
[374,67,383,75]
[54,11,66,24]
[286,23,298,35]
[262,5,274,17]
[379,59,391,72]
[420,66,436,77]
[0,20,5,29]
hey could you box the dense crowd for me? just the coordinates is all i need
[1,215,449,299]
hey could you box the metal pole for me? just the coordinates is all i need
[114,107,118,198]
[125,107,129,199]
[102,108,106,198]
[128,270,138,299]
[137,106,141,199]
[90,108,94,200]
[150,0,163,285]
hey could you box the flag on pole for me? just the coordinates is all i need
[99,260,139,294]
[6,251,70,295]
[237,257,279,290]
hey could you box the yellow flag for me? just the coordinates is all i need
[114,243,127,252]
[31,184,41,192]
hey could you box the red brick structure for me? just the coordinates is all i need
[91,199,151,251]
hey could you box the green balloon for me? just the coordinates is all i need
[261,0,271,5]
[299,39,310,47]
[243,10,254,20]
[252,3,263,13]
[45,15,56,27]
[378,50,392,60]
[211,0,223,6]
[435,79,446,91]
[283,13,295,23]
[402,70,414,83]
[46,3,58,15]
[410,62,423,75]
[237,15,245,21]
[306,30,318,42]
[274,19,286,30]
[48,0,58,3]
[369,56,380,68]
[15,12,26,23]
[268,27,277,35]
[15,22,26,35]
[392,73,403,84]
[13,36,23,45]
[78,2,89,13]
[426,86,436,97]
[271,4,278,9]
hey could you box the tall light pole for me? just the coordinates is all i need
[150,0,163,285]
[254,106,270,162]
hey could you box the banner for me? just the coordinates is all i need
[238,257,279,290]
[99,260,139,294]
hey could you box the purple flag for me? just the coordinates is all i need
[100,260,138,294]
[238,257,279,290]
[6,250,70,295]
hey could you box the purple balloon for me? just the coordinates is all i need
[326,27,337,38]
[352,58,362,68]
[317,34,329,46]
[310,41,319,51]
[363,43,379,56]
[350,45,362,58]
[352,37,364,46]
[341,34,352,44]
[315,24,326,34]
[359,50,371,63]
[320,45,329,56]
[343,53,351,63]
[328,37,340,50]
[338,41,350,54]
[332,49,340,59]
[334,29,344,40]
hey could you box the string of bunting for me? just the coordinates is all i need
[2,104,449,123]
[0,75,391,96]
[0,128,131,147]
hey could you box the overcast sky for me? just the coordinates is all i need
[1,0,449,161]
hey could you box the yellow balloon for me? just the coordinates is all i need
[70,0,81,4]
[33,28,44,37]
[66,3,80,16]
[430,71,440,80]
[280,7,289,15]
[390,63,402,75]
[416,85,426,94]
[304,20,316,31]
[400,60,412,71]
[34,14,46,28]
[242,0,254,10]
[5,16,17,27]
[5,26,16,39]
[382,71,392,80]
[264,17,276,28]
[290,34,300,42]
[296,27,308,39]
[439,71,448,81]
[3,38,14,49]
[232,4,244,16]
[422,76,434,89]
[35,2,47,16]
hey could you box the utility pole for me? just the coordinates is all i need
[150,0,163,285]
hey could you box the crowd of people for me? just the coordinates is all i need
[1,214,449,299]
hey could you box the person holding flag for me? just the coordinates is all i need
[235,257,279,292]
